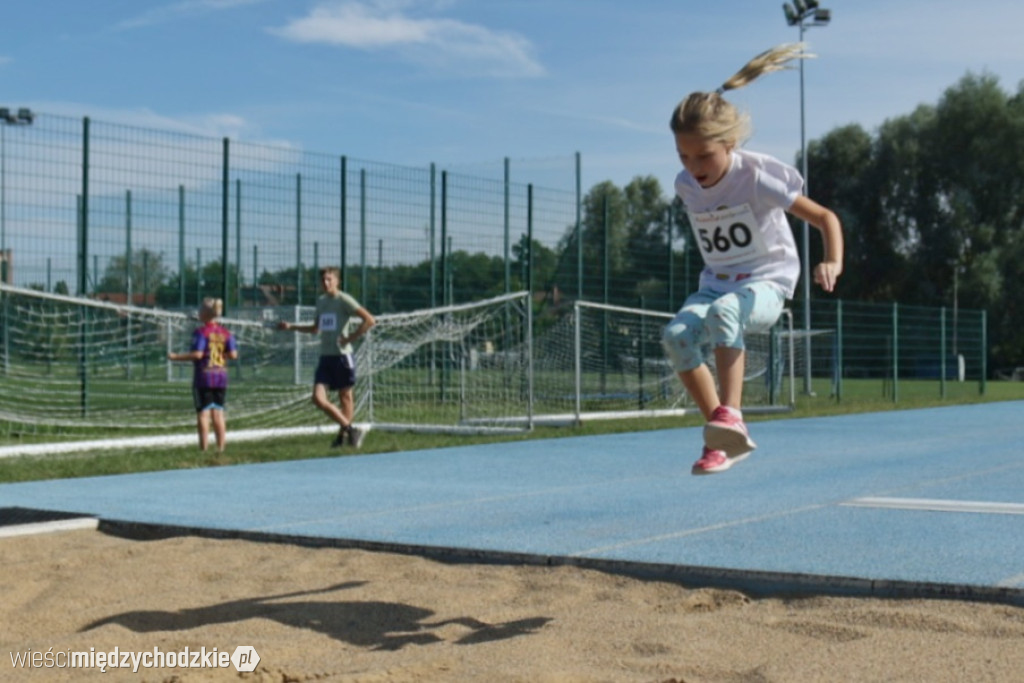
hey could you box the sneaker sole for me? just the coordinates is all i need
[691,450,751,476]
[692,460,732,475]
[703,423,757,458]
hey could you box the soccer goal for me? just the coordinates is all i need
[0,284,311,438]
[0,285,793,452]
[353,291,534,434]
[0,285,535,447]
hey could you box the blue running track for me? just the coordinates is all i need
[2,402,1023,605]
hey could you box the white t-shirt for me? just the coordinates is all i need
[675,148,803,298]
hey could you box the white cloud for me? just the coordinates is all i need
[275,2,429,47]
[0,56,11,67]
[271,1,545,78]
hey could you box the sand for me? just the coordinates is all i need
[3,528,1024,682]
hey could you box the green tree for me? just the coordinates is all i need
[95,248,169,303]
[622,175,672,309]
[804,123,907,301]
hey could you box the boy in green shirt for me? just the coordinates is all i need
[279,267,376,447]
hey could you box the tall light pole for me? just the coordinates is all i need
[782,2,830,395]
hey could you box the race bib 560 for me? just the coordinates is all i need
[686,203,769,266]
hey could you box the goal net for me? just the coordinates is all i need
[0,285,793,451]
[354,291,533,433]
[0,285,534,444]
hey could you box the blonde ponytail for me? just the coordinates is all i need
[719,43,813,93]
[670,43,814,145]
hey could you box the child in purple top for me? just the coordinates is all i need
[168,297,239,452]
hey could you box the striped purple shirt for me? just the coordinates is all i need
[191,322,237,389]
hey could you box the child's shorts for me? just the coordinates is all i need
[661,281,785,372]
[314,353,356,391]
[193,386,227,412]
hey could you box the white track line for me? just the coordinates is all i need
[842,497,1024,515]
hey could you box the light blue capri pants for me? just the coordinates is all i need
[661,281,785,372]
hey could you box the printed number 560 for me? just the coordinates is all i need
[698,224,752,253]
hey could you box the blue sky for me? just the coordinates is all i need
[3,0,1023,195]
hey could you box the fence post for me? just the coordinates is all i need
[575,151,582,301]
[125,189,133,379]
[440,171,447,306]
[504,157,510,295]
[429,163,437,386]
[835,299,843,403]
[527,184,534,296]
[340,155,347,290]
[79,116,90,417]
[235,178,241,308]
[892,302,899,403]
[940,306,947,399]
[638,296,646,410]
[220,137,229,313]
[360,169,367,301]
[295,173,302,306]
[601,195,609,395]
[251,244,257,308]
[980,310,987,395]
[666,205,674,312]
[178,185,185,307]
[574,301,582,424]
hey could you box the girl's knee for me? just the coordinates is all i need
[662,321,704,372]
[706,296,745,347]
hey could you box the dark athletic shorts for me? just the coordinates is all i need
[314,354,356,391]
[193,386,227,412]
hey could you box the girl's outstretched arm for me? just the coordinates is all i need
[788,195,844,293]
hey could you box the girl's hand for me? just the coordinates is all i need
[814,260,843,292]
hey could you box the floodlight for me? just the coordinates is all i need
[794,0,807,14]
[782,3,798,25]
[0,109,16,125]
[16,109,34,124]
[813,9,831,24]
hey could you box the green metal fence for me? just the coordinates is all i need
[0,111,989,418]
[805,298,986,401]
[0,113,590,311]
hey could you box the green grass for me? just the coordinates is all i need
[1,378,1021,485]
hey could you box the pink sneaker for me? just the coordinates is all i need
[704,406,757,458]
[691,446,746,475]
